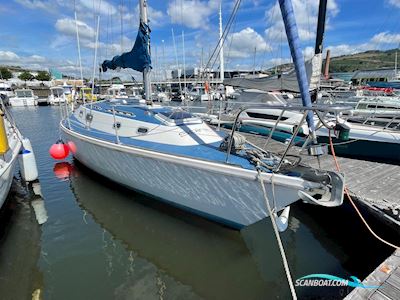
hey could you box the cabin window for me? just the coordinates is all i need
[366,105,398,110]
[247,112,289,121]
[113,122,121,129]
[137,127,148,134]
[159,111,193,120]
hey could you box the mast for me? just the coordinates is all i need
[314,0,327,55]
[219,3,224,82]
[279,0,315,131]
[253,47,257,75]
[395,51,398,75]
[139,0,151,102]
[182,30,187,94]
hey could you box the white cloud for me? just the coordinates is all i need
[388,0,400,8]
[370,32,400,45]
[303,46,314,60]
[265,0,339,43]
[78,0,117,15]
[268,57,291,67]
[325,31,400,57]
[0,51,47,68]
[55,18,95,41]
[167,0,219,29]
[25,55,46,63]
[14,0,57,13]
[227,27,272,59]
[0,51,20,62]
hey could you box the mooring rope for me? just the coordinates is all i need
[328,130,400,250]
[257,169,297,300]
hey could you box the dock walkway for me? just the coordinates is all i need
[228,130,400,299]
[344,250,400,299]
[225,129,400,230]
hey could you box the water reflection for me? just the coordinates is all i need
[68,160,395,299]
[0,180,44,299]
[70,161,273,299]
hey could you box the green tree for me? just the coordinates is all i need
[0,67,12,80]
[35,71,51,81]
[18,71,34,81]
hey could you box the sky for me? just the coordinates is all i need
[0,0,400,80]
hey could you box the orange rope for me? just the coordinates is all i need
[328,130,399,250]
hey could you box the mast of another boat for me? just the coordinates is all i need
[139,0,152,103]
[219,3,224,83]
[313,0,327,99]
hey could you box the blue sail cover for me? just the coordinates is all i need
[102,22,152,73]
[279,0,315,130]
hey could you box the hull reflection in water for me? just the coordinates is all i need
[68,161,294,299]
[66,159,394,299]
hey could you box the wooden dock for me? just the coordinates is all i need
[228,130,400,231]
[344,250,400,299]
[226,130,400,299]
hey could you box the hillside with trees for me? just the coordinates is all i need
[268,48,399,74]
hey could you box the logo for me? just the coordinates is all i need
[295,274,381,289]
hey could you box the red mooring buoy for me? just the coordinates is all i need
[53,162,74,180]
[49,140,70,160]
[67,141,77,154]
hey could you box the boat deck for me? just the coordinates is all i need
[218,128,400,230]
[344,250,400,300]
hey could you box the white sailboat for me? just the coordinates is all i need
[0,101,38,209]
[59,0,345,228]
[0,119,21,209]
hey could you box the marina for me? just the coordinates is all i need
[0,0,400,299]
[0,107,395,300]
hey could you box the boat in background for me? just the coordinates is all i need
[106,84,128,98]
[9,89,38,107]
[48,87,67,105]
[0,82,14,99]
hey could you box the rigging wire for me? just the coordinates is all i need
[197,0,242,87]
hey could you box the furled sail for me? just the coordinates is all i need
[102,22,152,73]
[279,0,315,130]
[223,54,322,93]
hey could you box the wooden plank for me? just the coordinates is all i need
[345,250,400,300]
[229,129,400,229]
[378,281,400,300]
[370,291,392,300]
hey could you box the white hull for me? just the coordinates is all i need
[49,97,66,105]
[61,125,309,228]
[0,126,22,209]
[9,98,37,107]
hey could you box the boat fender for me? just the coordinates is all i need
[275,206,290,232]
[18,138,39,182]
[0,110,9,154]
[335,123,350,141]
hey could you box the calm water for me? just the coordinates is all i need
[0,105,397,300]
